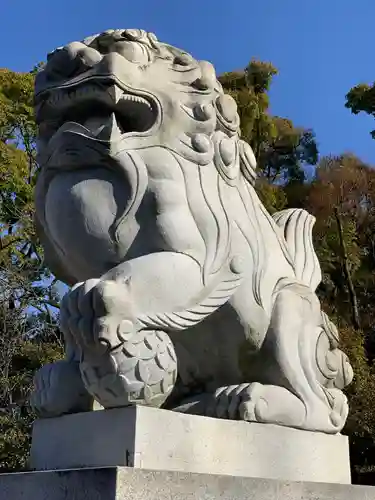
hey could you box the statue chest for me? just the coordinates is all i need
[44,168,130,280]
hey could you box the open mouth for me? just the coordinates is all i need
[35,80,158,142]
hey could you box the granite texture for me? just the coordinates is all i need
[30,406,351,484]
[31,28,353,434]
[0,467,374,500]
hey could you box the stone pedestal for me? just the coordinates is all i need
[1,467,375,500]
[2,406,372,499]
[30,406,351,485]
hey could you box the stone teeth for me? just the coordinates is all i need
[93,113,122,141]
[107,86,123,104]
[121,94,152,109]
[46,85,152,112]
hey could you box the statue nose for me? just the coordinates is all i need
[96,52,142,88]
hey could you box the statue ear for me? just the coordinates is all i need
[239,140,257,186]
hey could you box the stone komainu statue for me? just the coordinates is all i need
[32,29,353,433]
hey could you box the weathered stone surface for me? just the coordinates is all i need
[31,28,353,434]
[0,467,374,500]
[30,406,351,484]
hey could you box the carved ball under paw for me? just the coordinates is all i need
[60,277,178,409]
[30,360,93,418]
[80,328,178,409]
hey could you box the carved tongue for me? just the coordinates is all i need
[84,113,122,141]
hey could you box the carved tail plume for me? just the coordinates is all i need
[272,208,322,292]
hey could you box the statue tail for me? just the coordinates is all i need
[272,208,322,292]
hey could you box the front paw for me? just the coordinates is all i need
[60,278,136,355]
[30,360,93,417]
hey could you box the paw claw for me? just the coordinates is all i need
[60,279,135,356]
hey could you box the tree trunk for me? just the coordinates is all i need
[334,207,361,330]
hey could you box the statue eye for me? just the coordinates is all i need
[113,41,149,64]
[122,29,143,41]
[173,53,193,67]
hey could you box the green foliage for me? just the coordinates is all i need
[301,154,375,482]
[222,63,375,483]
[0,303,63,473]
[260,117,318,184]
[346,83,375,138]
[0,411,34,472]
[0,69,63,473]
[220,61,318,183]
[255,179,287,214]
[219,60,278,160]
[0,68,59,310]
[337,323,375,483]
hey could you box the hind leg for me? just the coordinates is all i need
[174,280,352,434]
[237,280,351,433]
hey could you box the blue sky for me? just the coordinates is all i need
[2,0,375,164]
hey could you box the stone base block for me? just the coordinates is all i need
[30,406,351,484]
[1,467,375,500]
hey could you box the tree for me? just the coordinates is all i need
[0,58,374,484]
[221,58,375,483]
[219,60,318,187]
[307,155,375,330]
[303,154,375,483]
[260,117,318,185]
[219,60,277,162]
[346,83,375,139]
[0,69,63,472]
[307,155,364,328]
[0,301,62,472]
